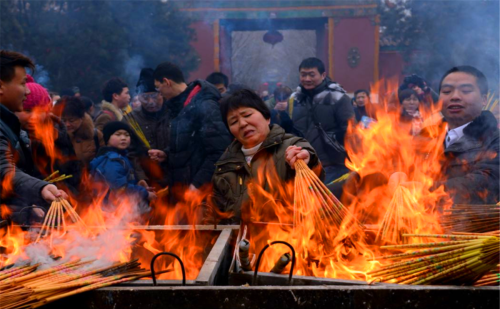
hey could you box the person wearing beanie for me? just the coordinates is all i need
[122,68,170,189]
[90,121,156,214]
[55,96,105,166]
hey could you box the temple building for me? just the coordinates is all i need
[174,0,405,93]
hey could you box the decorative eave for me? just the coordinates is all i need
[172,0,378,21]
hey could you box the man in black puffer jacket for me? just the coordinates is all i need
[152,62,232,189]
[291,57,354,183]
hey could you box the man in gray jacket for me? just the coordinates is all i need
[291,57,354,183]
[0,50,67,225]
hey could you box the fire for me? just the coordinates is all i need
[0,77,454,284]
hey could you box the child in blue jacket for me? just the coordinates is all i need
[90,122,155,213]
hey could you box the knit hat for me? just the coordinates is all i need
[136,68,156,94]
[24,75,51,111]
[102,121,134,144]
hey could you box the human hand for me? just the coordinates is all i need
[41,184,68,202]
[148,191,157,201]
[148,149,167,162]
[285,145,310,169]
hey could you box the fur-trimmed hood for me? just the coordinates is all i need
[101,101,123,121]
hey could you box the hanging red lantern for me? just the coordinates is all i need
[263,30,284,47]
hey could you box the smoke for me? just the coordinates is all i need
[123,54,145,95]
[32,64,51,89]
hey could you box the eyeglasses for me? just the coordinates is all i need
[138,92,160,102]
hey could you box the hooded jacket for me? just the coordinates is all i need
[165,80,232,188]
[291,79,354,167]
[0,104,49,224]
[89,147,148,201]
[69,113,104,165]
[94,101,123,131]
[212,124,324,223]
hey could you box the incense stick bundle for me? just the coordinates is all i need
[368,234,499,285]
[35,198,87,245]
[293,160,362,254]
[124,113,151,149]
[376,185,420,244]
[441,204,500,234]
[0,259,158,309]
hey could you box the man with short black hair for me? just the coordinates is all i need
[206,72,228,95]
[431,65,499,205]
[0,50,67,225]
[152,62,232,189]
[95,77,130,131]
[292,57,354,183]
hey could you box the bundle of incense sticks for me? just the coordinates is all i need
[368,233,499,285]
[440,204,500,234]
[376,185,419,244]
[293,160,362,252]
[35,198,87,245]
[485,92,499,113]
[124,113,151,149]
[0,259,164,309]
[474,264,500,286]
[43,171,72,183]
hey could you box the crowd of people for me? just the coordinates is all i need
[0,49,498,226]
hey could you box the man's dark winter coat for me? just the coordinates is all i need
[0,104,49,224]
[292,79,354,168]
[434,111,500,205]
[124,104,170,185]
[165,80,232,188]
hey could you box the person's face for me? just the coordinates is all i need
[62,115,84,133]
[355,92,369,107]
[131,96,141,109]
[402,94,420,114]
[15,110,33,130]
[108,129,131,150]
[0,66,30,112]
[16,107,51,133]
[139,92,163,113]
[299,67,326,90]
[113,87,130,109]
[214,83,227,95]
[227,107,270,149]
[155,78,176,100]
[440,72,486,129]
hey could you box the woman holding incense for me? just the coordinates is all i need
[212,89,324,224]
[55,96,105,166]
[398,88,424,136]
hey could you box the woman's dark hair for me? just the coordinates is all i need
[274,85,292,102]
[398,88,420,105]
[220,89,271,129]
[55,96,86,119]
[80,96,94,113]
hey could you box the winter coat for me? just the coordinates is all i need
[0,104,49,224]
[212,124,324,223]
[89,147,148,201]
[291,79,354,167]
[165,80,232,188]
[123,104,170,185]
[423,111,500,205]
[94,101,123,131]
[69,113,104,165]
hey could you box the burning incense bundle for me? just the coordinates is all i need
[369,234,499,285]
[124,113,151,149]
[35,198,87,244]
[0,259,159,309]
[293,160,362,254]
[485,92,499,112]
[441,204,500,234]
[43,170,73,183]
[376,185,419,244]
